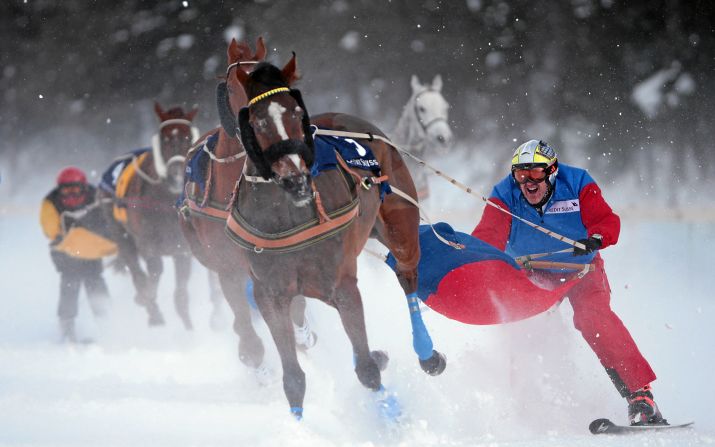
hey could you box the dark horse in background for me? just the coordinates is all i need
[230,56,446,418]
[100,103,199,329]
[179,38,315,380]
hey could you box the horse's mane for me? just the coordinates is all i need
[392,88,424,145]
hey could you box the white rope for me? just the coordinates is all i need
[132,155,162,185]
[203,144,246,164]
[389,186,463,250]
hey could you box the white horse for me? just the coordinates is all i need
[391,75,453,200]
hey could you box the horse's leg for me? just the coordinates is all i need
[177,217,226,330]
[334,272,381,392]
[375,147,446,375]
[173,254,193,330]
[217,272,264,368]
[115,237,165,326]
[104,218,148,305]
[143,256,165,326]
[207,270,226,330]
[289,296,316,350]
[253,282,304,419]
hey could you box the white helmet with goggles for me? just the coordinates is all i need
[511,139,558,184]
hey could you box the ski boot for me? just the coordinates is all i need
[627,384,667,426]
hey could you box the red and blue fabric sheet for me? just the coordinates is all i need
[386,223,576,325]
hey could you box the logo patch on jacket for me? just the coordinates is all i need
[545,199,580,214]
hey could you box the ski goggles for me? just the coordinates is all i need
[512,166,548,184]
[59,184,85,196]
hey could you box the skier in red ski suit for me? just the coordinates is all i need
[472,139,666,425]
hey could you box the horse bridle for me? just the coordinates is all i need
[135,118,197,187]
[413,89,449,133]
[216,60,261,139]
[238,86,314,182]
[226,60,259,78]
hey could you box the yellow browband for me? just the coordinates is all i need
[248,87,291,106]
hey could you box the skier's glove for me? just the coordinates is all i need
[573,235,602,256]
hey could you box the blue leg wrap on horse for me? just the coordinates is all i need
[406,292,433,360]
[290,406,303,420]
[245,279,258,310]
[376,384,402,422]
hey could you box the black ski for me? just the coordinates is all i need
[589,418,693,435]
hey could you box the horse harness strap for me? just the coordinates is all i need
[333,152,389,193]
[181,132,248,218]
[226,152,361,253]
[132,153,162,185]
[226,188,360,254]
[183,197,230,221]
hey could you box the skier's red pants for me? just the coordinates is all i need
[530,256,656,394]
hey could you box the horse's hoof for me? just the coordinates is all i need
[290,407,303,420]
[238,335,265,368]
[296,331,317,351]
[147,307,165,326]
[375,385,402,423]
[294,321,317,351]
[356,357,381,391]
[209,309,227,332]
[370,350,390,371]
[253,362,276,387]
[148,315,165,326]
[419,350,446,376]
[180,315,193,331]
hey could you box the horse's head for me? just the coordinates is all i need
[235,55,315,206]
[410,74,453,152]
[217,37,267,137]
[153,102,199,194]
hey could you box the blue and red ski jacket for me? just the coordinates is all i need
[472,163,620,267]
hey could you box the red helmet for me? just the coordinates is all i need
[56,167,87,186]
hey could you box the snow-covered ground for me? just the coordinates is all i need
[1,151,714,446]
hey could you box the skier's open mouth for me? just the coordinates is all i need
[524,182,540,194]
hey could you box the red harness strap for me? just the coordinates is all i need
[226,201,359,252]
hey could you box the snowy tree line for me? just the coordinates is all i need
[1,0,713,179]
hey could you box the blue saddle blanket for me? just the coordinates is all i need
[386,222,521,300]
[312,133,391,199]
[99,147,150,194]
[184,132,219,196]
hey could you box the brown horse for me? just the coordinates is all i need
[100,103,198,329]
[230,56,446,418]
[178,38,315,379]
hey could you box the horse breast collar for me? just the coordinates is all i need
[225,153,361,254]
